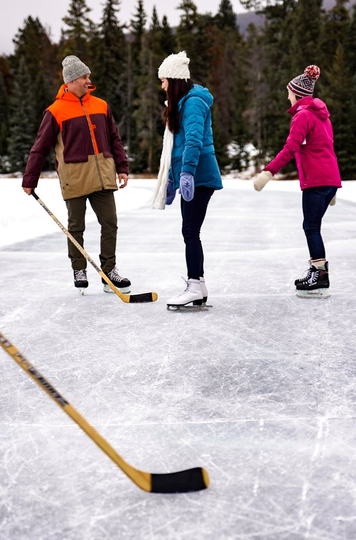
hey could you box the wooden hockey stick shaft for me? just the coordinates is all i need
[0,332,209,493]
[31,192,157,304]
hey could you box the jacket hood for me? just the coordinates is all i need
[288,96,330,121]
[179,84,213,109]
[55,84,96,101]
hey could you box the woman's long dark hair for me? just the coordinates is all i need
[163,78,193,134]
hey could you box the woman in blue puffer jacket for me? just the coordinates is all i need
[156,51,223,310]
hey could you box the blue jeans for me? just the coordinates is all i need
[302,186,337,260]
[181,187,214,279]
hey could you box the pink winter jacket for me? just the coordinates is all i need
[264,97,342,190]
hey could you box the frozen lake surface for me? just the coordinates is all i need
[0,177,356,539]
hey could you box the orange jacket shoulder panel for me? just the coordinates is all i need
[47,87,107,130]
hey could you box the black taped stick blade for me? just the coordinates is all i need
[129,292,157,303]
[151,467,209,493]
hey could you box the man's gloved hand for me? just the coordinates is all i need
[166,178,176,205]
[179,172,195,202]
[254,170,273,192]
[329,194,337,206]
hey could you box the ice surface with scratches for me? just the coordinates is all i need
[1,176,356,540]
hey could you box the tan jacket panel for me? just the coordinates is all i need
[56,133,118,200]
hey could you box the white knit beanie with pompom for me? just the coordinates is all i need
[158,51,190,80]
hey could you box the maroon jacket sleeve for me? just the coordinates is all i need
[22,111,60,188]
[264,111,311,175]
[107,106,129,175]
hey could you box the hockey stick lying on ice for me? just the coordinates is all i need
[0,332,209,493]
[31,192,158,304]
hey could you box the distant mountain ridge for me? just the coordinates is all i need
[236,0,354,34]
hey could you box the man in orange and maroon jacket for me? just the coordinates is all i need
[22,55,131,294]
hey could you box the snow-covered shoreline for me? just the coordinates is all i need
[1,176,355,249]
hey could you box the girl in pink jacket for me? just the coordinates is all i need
[254,65,342,298]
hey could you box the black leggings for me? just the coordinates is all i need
[180,186,214,279]
[302,186,337,259]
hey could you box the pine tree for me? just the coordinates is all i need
[0,73,9,170]
[229,39,251,171]
[11,16,57,82]
[289,0,323,71]
[176,1,199,69]
[7,58,36,172]
[176,0,199,47]
[10,17,57,133]
[134,7,165,172]
[60,0,94,62]
[318,0,355,178]
[0,56,12,94]
[176,1,210,84]
[0,57,13,171]
[215,0,238,30]
[254,0,298,168]
[130,0,147,70]
[344,2,356,74]
[159,15,177,56]
[93,0,127,135]
[207,0,248,169]
[320,0,350,65]
[244,23,268,167]
[319,45,356,179]
[127,0,148,167]
[344,3,356,179]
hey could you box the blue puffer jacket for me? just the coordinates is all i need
[170,84,223,191]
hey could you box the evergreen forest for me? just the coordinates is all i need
[0,0,356,179]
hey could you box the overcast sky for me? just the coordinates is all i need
[1,0,247,55]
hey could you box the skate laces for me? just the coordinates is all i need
[74,269,87,281]
[177,277,191,296]
[308,267,319,283]
[107,267,123,281]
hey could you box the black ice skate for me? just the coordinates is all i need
[102,267,131,294]
[74,269,88,295]
[295,262,330,298]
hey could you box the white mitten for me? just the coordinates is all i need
[254,170,273,192]
[329,194,336,206]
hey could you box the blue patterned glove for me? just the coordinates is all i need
[179,172,195,202]
[166,178,176,205]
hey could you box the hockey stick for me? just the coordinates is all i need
[0,332,209,493]
[31,192,157,304]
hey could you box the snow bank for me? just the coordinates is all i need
[0,176,355,249]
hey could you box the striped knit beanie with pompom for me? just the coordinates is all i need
[287,65,320,97]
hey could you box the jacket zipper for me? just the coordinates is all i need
[80,98,105,190]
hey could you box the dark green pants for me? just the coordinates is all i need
[66,191,117,272]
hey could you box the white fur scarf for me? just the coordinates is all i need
[152,124,174,210]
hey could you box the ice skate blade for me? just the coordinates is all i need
[296,288,330,299]
[77,288,86,295]
[103,284,131,294]
[167,304,210,312]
